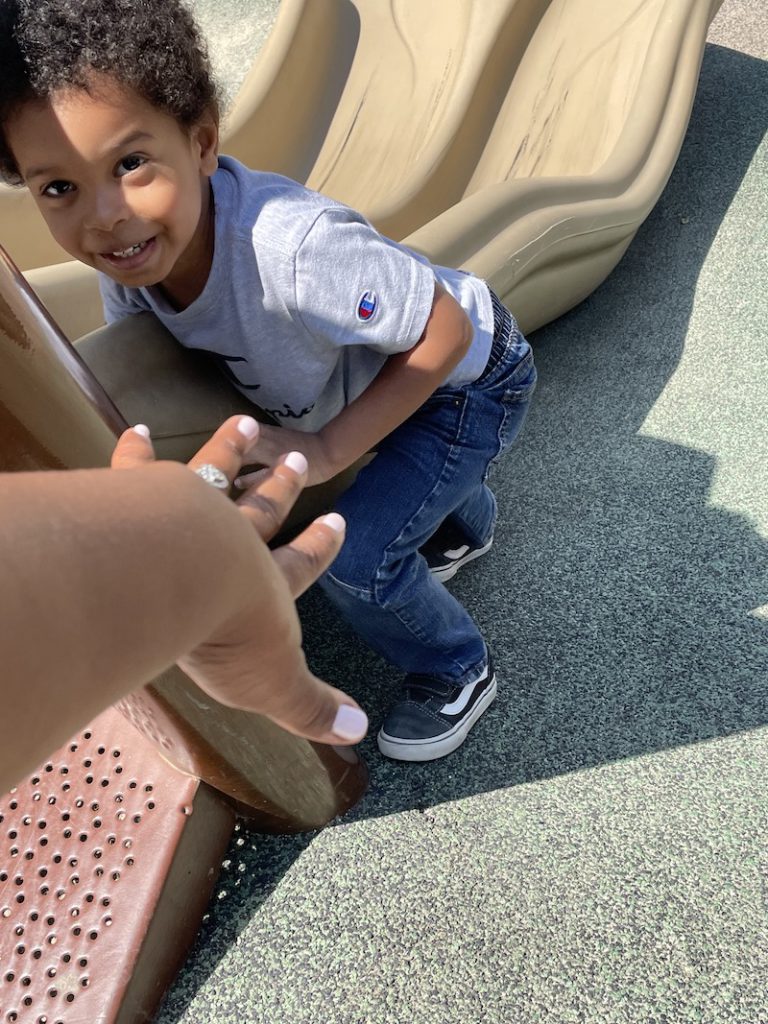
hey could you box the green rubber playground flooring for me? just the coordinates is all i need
[158,4,768,1021]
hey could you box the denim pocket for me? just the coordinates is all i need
[496,362,537,453]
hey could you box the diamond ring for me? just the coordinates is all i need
[193,463,230,490]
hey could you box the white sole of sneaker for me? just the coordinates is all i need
[376,673,497,762]
[428,538,494,583]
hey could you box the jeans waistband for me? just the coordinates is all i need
[476,287,515,384]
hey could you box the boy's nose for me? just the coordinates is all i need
[85,185,131,233]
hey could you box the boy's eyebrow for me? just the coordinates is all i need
[24,131,155,181]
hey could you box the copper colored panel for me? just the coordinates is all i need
[0,247,126,473]
[0,708,235,1024]
[118,673,368,832]
[0,401,66,473]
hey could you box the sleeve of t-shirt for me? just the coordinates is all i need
[98,274,149,324]
[293,207,435,354]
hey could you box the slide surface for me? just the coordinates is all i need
[0,0,724,338]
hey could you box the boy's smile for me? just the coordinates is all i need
[5,75,219,308]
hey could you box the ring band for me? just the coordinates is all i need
[194,463,230,490]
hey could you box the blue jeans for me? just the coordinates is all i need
[320,291,536,685]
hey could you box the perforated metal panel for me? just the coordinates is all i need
[0,708,234,1024]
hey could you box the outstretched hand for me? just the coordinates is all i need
[111,416,368,746]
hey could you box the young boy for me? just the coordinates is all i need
[0,0,536,761]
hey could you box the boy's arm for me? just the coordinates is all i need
[241,283,472,486]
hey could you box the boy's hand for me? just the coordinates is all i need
[235,423,341,487]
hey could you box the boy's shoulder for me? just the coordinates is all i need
[215,155,358,256]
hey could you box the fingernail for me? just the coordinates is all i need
[321,512,346,532]
[237,415,259,441]
[332,705,368,741]
[133,424,151,438]
[283,451,308,475]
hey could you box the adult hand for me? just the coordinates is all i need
[111,416,368,745]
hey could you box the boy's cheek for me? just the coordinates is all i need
[29,199,61,234]
[43,220,90,265]
[41,218,73,251]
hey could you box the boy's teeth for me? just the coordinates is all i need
[112,241,146,258]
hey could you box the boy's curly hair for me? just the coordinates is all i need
[0,0,220,184]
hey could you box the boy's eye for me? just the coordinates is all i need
[116,154,147,176]
[41,180,75,198]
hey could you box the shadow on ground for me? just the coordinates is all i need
[158,41,768,1022]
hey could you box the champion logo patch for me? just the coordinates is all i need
[356,289,378,323]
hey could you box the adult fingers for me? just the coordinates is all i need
[110,424,154,468]
[270,512,346,598]
[112,416,263,483]
[235,451,309,542]
[186,414,262,484]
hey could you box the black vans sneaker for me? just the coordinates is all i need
[377,659,497,761]
[421,521,493,583]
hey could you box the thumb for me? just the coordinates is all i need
[111,424,155,468]
[267,676,370,746]
[180,649,368,746]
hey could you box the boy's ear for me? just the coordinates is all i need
[194,112,219,176]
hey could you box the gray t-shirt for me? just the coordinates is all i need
[100,156,493,432]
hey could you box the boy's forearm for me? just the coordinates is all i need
[321,286,472,471]
[0,463,268,790]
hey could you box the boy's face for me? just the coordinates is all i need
[5,77,219,303]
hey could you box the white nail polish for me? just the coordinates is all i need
[133,424,151,438]
[283,451,308,475]
[332,705,368,741]
[237,415,259,440]
[321,512,346,532]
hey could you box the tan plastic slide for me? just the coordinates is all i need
[0,0,723,450]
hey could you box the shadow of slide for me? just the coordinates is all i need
[311,39,768,815]
[157,40,767,1021]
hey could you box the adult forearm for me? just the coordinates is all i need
[0,463,270,789]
